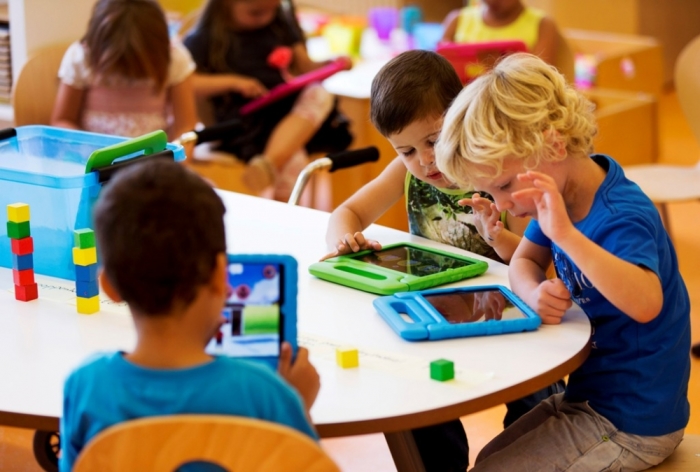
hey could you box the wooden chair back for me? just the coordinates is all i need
[73,414,340,472]
[11,43,71,125]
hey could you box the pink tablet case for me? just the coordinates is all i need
[240,57,352,115]
[436,41,528,84]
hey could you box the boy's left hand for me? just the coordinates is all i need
[512,171,574,242]
[458,193,503,244]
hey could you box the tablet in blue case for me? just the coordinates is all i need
[373,285,541,341]
[206,254,298,369]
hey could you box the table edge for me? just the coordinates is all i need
[316,332,592,438]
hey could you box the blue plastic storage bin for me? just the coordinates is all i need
[0,126,185,280]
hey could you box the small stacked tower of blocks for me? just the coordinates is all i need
[73,229,99,314]
[7,203,38,301]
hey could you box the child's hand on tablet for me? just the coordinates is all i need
[321,231,382,261]
[278,342,320,411]
[458,193,503,245]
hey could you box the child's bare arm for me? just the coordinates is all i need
[168,75,198,141]
[510,238,572,324]
[323,157,406,260]
[514,170,664,323]
[533,16,559,66]
[51,83,85,130]
[441,9,461,42]
[190,72,267,99]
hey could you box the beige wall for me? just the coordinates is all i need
[526,0,700,86]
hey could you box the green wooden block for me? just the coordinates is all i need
[430,359,454,382]
[7,220,31,239]
[73,229,96,249]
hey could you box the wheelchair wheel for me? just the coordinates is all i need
[33,430,60,472]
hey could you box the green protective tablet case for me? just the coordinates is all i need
[309,242,489,295]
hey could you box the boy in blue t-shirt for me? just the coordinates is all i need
[437,53,690,471]
[59,159,320,471]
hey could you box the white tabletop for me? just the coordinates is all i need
[0,191,590,437]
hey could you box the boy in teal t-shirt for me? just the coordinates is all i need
[60,159,320,471]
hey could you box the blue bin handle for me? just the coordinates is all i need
[84,130,168,174]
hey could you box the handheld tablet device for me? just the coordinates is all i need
[373,285,541,341]
[436,40,528,84]
[240,57,352,115]
[206,254,298,369]
[308,242,488,295]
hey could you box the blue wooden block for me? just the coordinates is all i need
[75,264,98,282]
[12,253,33,271]
[75,279,99,298]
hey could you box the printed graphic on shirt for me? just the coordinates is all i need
[552,247,593,305]
[406,175,501,262]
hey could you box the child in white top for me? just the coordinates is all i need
[51,0,197,142]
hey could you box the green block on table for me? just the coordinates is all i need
[74,229,96,249]
[7,221,31,239]
[430,359,455,381]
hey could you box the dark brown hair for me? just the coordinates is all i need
[83,0,171,90]
[194,0,301,72]
[94,159,226,316]
[370,50,464,136]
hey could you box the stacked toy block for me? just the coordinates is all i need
[7,203,38,302]
[73,229,99,314]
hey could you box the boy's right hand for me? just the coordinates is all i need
[529,278,573,324]
[458,193,503,244]
[278,342,320,411]
[321,232,382,261]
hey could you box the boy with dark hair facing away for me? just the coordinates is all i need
[60,159,320,471]
[324,49,562,471]
[437,53,690,471]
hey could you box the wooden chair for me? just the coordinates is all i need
[11,43,71,125]
[649,434,700,471]
[623,34,700,236]
[73,415,340,472]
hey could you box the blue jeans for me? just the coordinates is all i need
[411,380,566,471]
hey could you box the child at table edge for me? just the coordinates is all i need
[59,159,320,471]
[323,49,563,471]
[436,52,690,471]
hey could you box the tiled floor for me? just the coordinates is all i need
[1,90,698,471]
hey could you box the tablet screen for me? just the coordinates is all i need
[355,246,474,277]
[424,289,527,323]
[209,262,283,357]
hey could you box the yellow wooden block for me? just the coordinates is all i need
[77,295,100,314]
[336,347,359,368]
[72,247,97,266]
[7,203,30,223]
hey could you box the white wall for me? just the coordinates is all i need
[9,0,96,82]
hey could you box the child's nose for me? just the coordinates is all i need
[419,149,435,166]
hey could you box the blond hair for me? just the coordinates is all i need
[435,53,597,188]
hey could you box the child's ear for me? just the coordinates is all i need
[210,253,228,298]
[99,270,123,303]
[544,130,567,158]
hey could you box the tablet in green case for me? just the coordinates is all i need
[373,285,541,341]
[309,242,488,295]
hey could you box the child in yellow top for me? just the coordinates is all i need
[442,0,559,66]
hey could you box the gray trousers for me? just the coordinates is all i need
[473,393,684,472]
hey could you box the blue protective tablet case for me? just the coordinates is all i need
[373,284,541,341]
[205,254,298,370]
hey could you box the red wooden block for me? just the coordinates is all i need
[14,283,38,301]
[11,237,34,256]
[12,268,35,286]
